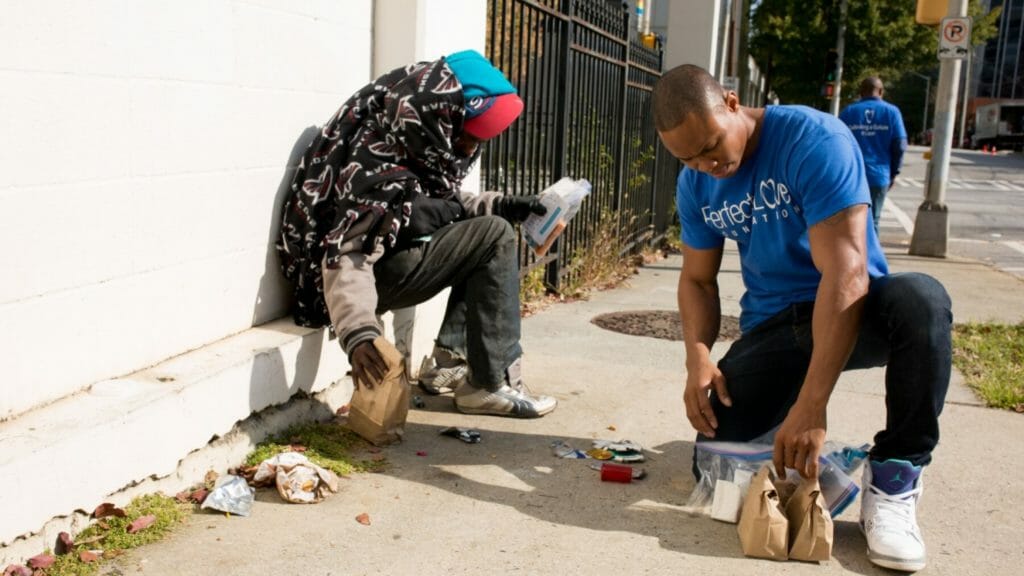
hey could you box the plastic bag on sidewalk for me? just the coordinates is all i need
[688,440,868,519]
[201,474,255,517]
[253,452,340,504]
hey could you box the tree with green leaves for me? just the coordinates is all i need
[750,0,1000,109]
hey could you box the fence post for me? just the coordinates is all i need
[546,0,574,290]
[614,4,630,222]
[650,45,663,235]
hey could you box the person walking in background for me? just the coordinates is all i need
[653,64,951,572]
[277,50,556,418]
[840,77,908,233]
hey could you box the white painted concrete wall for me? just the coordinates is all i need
[0,0,493,557]
[0,0,374,420]
[664,0,722,74]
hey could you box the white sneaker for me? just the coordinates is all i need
[418,361,467,395]
[417,348,468,395]
[860,459,927,572]
[454,382,557,417]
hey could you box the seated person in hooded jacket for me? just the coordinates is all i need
[277,50,555,418]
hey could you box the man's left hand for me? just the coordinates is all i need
[350,341,387,390]
[773,402,827,479]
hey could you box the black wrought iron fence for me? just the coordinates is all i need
[482,0,678,288]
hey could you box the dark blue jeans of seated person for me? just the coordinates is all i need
[374,215,522,392]
[692,272,952,477]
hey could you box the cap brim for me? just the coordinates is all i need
[463,94,524,140]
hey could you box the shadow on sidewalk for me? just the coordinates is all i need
[371,419,887,574]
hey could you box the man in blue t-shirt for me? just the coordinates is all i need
[653,65,951,572]
[839,77,908,232]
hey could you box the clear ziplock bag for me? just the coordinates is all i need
[688,440,869,518]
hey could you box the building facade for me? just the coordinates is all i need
[977,0,1024,98]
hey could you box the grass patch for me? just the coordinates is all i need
[952,322,1024,410]
[244,421,388,476]
[44,494,190,576]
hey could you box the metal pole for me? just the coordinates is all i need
[958,49,972,147]
[910,0,969,258]
[615,3,629,214]
[829,0,848,116]
[910,71,931,138]
[547,0,574,289]
[923,75,931,134]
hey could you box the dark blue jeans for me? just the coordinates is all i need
[700,273,952,467]
[869,185,888,232]
[374,215,522,391]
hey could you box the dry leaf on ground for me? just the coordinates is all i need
[26,555,55,569]
[92,503,126,519]
[127,515,157,534]
[56,532,75,555]
[190,488,210,504]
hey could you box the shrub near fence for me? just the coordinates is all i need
[482,0,678,290]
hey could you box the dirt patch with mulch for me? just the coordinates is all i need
[591,310,742,342]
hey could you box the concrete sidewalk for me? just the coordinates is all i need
[102,244,1024,576]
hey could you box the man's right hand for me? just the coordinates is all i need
[683,360,731,438]
[350,341,388,389]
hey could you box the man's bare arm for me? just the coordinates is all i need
[773,204,870,477]
[678,244,728,436]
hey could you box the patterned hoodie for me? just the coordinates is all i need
[277,54,509,355]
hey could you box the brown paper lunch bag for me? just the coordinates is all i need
[346,337,410,446]
[737,466,790,560]
[785,476,834,562]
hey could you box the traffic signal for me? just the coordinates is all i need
[824,50,839,82]
[916,0,946,26]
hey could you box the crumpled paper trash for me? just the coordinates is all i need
[201,474,255,516]
[253,452,340,504]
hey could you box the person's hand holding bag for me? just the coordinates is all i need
[350,341,387,389]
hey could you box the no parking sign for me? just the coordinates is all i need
[938,16,972,60]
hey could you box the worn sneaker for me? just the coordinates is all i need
[417,348,468,395]
[860,459,927,572]
[454,381,557,417]
[418,361,468,395]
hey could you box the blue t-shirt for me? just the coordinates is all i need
[676,105,889,333]
[839,96,908,188]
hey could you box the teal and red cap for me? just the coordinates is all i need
[446,49,524,140]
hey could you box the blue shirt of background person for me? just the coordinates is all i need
[839,77,908,232]
[676,105,890,333]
